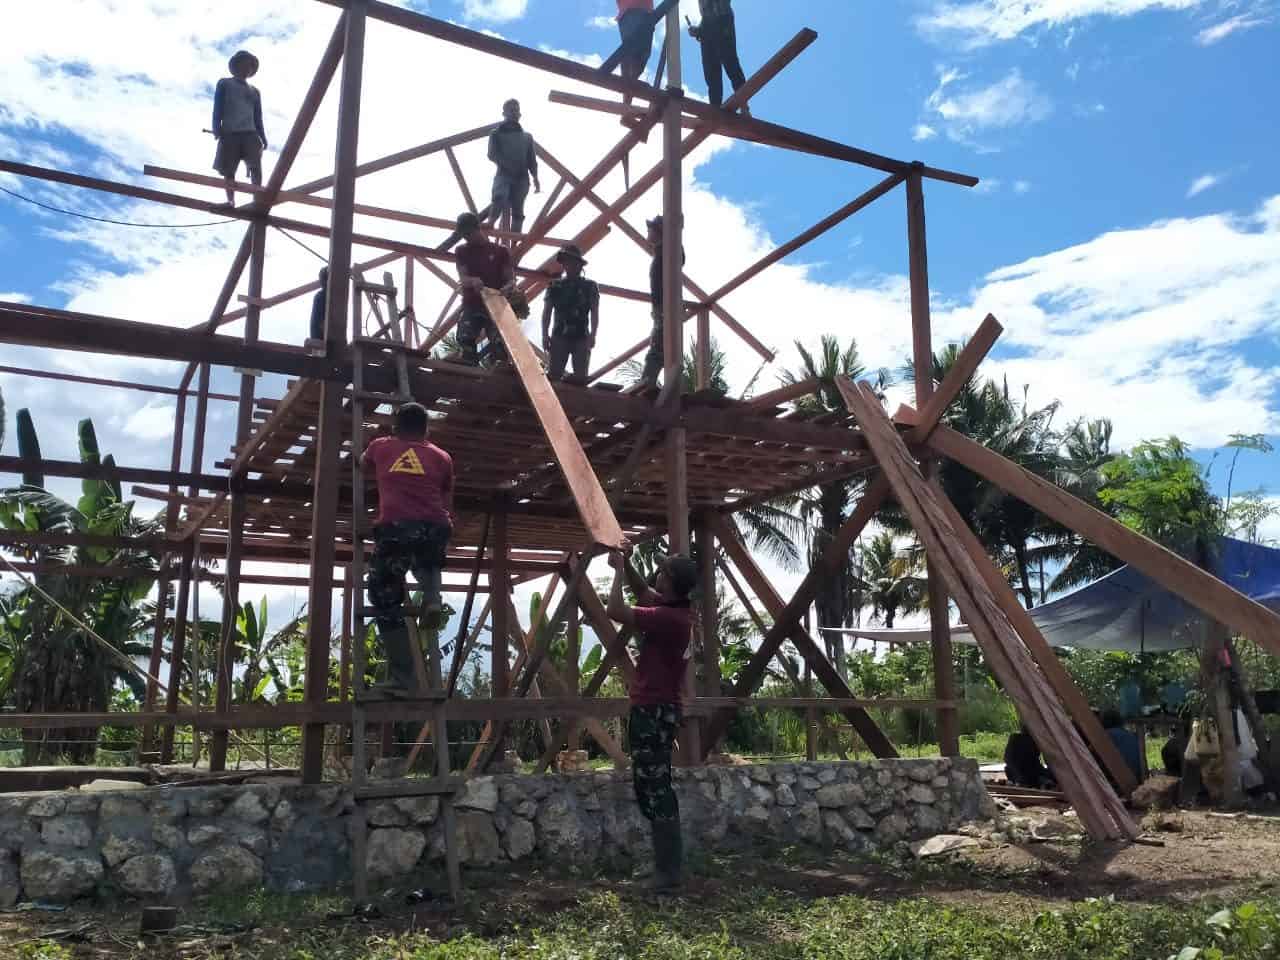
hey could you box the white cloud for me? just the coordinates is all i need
[460,0,530,23]
[1196,14,1269,43]
[919,0,1207,46]
[973,178,1002,193]
[587,15,617,30]
[938,196,1280,448]
[1188,172,1223,197]
[921,67,1052,147]
[911,123,938,142]
[0,292,31,303]
[1013,180,1032,194]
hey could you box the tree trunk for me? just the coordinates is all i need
[1013,541,1036,610]
[1202,621,1243,809]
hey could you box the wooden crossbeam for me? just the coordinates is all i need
[706,503,897,758]
[926,425,1280,653]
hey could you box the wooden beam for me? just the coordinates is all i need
[287,123,496,196]
[301,0,368,785]
[706,511,898,758]
[0,302,337,380]
[743,378,821,411]
[482,290,624,549]
[908,314,1002,443]
[842,378,1134,840]
[927,423,1280,653]
[707,174,905,307]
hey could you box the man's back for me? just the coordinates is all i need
[366,436,452,526]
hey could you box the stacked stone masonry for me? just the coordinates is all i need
[0,759,995,904]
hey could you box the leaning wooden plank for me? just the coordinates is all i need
[924,475,1139,796]
[926,424,1280,653]
[843,380,1134,840]
[908,315,1002,443]
[482,289,624,549]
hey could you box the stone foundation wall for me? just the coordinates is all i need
[0,758,994,905]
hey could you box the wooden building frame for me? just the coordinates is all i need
[3,0,1278,841]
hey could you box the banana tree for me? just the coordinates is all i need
[0,413,160,763]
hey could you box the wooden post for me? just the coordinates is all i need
[161,360,210,762]
[301,0,368,785]
[403,256,415,349]
[906,168,959,758]
[491,512,510,699]
[209,220,267,772]
[695,308,711,390]
[142,387,187,755]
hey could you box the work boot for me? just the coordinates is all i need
[647,819,683,893]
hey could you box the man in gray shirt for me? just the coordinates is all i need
[486,99,540,236]
[212,50,267,206]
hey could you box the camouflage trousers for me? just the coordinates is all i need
[639,313,664,385]
[457,309,508,366]
[630,703,681,823]
[367,520,451,688]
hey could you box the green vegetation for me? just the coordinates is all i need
[78,882,1277,960]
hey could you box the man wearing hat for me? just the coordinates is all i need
[541,244,600,383]
[453,211,515,366]
[607,543,699,892]
[212,51,267,206]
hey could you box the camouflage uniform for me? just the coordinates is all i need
[457,310,508,367]
[545,275,599,380]
[629,702,681,822]
[367,519,451,688]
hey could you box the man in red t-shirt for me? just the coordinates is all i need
[453,211,515,367]
[615,0,656,84]
[607,543,698,891]
[361,403,454,698]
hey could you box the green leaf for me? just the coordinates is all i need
[582,643,603,677]
[1172,948,1201,960]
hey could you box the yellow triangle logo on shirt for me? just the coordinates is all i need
[389,449,426,476]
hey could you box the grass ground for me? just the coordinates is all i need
[6,810,1280,960]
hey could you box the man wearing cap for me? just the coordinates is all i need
[453,212,516,367]
[212,51,267,207]
[607,543,698,892]
[639,215,685,388]
[486,99,540,236]
[541,245,600,383]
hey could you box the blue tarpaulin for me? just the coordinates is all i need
[828,537,1280,652]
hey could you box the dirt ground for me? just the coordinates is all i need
[4,810,1279,957]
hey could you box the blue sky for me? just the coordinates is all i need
[0,0,1278,632]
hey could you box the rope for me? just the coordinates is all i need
[0,184,237,229]
[270,224,329,264]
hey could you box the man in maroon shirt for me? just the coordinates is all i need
[361,403,454,698]
[607,543,698,891]
[453,211,516,367]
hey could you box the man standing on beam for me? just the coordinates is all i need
[607,542,699,892]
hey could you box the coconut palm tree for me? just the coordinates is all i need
[775,335,891,673]
[859,531,926,628]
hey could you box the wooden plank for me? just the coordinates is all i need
[842,379,1135,840]
[482,290,624,549]
[909,315,1002,443]
[743,378,821,411]
[926,424,1280,652]
[925,474,1139,796]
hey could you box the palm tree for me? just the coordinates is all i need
[1028,417,1122,594]
[898,344,1066,608]
[859,532,926,628]
[776,335,891,674]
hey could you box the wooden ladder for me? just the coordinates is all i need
[347,273,463,907]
